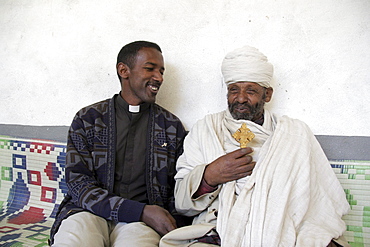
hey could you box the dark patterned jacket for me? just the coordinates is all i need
[50,95,187,243]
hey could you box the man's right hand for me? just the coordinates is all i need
[141,205,177,236]
[203,148,255,187]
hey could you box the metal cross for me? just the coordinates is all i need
[232,123,255,148]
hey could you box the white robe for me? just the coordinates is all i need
[161,110,349,247]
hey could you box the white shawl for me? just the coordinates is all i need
[176,110,349,246]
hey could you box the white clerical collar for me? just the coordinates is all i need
[129,105,140,113]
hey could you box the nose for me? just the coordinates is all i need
[153,70,163,83]
[236,91,249,104]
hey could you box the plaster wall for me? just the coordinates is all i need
[1,0,369,136]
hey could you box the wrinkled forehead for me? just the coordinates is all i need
[227,81,266,90]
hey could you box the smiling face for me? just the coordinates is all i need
[117,47,165,105]
[227,82,273,122]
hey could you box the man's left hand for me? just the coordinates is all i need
[141,205,177,236]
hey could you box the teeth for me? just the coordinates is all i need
[149,85,158,91]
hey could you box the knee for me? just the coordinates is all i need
[53,212,109,246]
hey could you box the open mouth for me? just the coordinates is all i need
[149,84,159,92]
[147,82,160,93]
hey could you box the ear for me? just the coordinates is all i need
[264,87,273,102]
[117,62,130,79]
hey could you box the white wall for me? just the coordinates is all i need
[1,0,369,136]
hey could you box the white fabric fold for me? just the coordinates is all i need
[175,110,349,246]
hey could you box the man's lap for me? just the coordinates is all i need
[53,211,160,247]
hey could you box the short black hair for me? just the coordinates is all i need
[117,41,162,68]
[116,41,162,81]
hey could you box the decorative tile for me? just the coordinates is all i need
[331,161,370,246]
[1,136,369,246]
[0,137,66,246]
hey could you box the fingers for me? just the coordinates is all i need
[141,205,177,236]
[205,148,255,186]
[169,213,177,228]
[164,211,177,232]
[235,154,253,165]
[156,214,176,236]
[229,161,255,179]
[218,148,253,167]
[228,147,254,158]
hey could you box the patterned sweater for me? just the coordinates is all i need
[50,95,186,243]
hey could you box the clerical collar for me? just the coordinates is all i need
[129,105,140,113]
[116,93,150,113]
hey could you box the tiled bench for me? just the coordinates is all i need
[0,131,369,246]
[332,160,370,246]
[0,136,66,246]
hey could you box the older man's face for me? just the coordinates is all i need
[227,82,272,122]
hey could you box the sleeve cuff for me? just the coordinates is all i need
[117,200,146,223]
[194,177,218,198]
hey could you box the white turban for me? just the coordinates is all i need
[221,45,273,88]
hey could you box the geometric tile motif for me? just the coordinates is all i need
[0,136,66,246]
[44,162,61,181]
[0,136,368,246]
[28,170,42,186]
[331,160,370,247]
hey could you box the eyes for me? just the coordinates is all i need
[144,67,164,75]
[228,87,259,95]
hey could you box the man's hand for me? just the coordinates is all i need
[204,148,255,187]
[141,205,177,236]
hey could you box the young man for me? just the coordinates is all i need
[160,46,349,247]
[50,41,187,246]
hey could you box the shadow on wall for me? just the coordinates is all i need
[155,63,184,115]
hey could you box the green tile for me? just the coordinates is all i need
[1,166,12,181]
[349,243,364,247]
[34,242,49,247]
[363,211,370,216]
[9,242,24,247]
[363,221,370,227]
[347,225,363,232]
[353,231,363,238]
[348,199,357,205]
[363,216,370,222]
[364,206,370,211]
[353,236,364,243]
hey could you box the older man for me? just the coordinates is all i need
[160,46,349,247]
